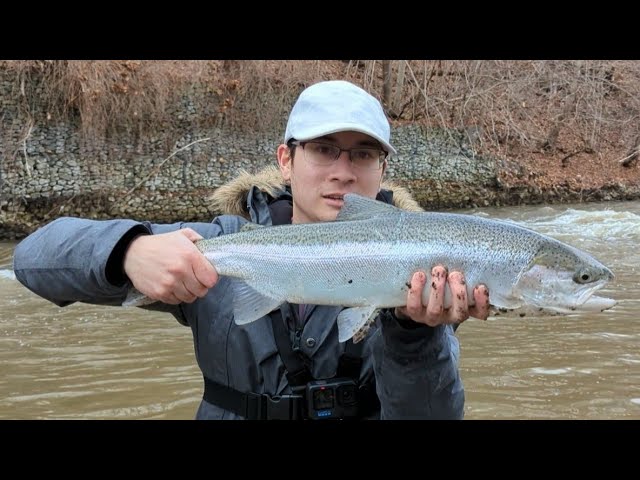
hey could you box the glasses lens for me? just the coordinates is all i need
[351,149,384,170]
[304,142,340,165]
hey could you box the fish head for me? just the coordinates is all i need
[514,241,616,314]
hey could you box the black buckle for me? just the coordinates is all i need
[244,393,304,420]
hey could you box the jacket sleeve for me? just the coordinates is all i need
[12,217,225,308]
[371,309,465,419]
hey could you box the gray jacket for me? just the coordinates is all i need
[13,169,465,420]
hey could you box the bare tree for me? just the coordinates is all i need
[382,60,392,109]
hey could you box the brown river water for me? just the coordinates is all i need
[1,200,638,419]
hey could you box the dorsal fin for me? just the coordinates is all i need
[336,193,400,221]
[240,222,265,232]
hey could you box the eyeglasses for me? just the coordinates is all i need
[291,141,387,170]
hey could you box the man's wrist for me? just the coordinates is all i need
[393,308,430,330]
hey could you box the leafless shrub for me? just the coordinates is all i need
[385,60,640,163]
[2,60,218,137]
[210,60,337,131]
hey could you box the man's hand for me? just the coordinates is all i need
[395,265,490,327]
[123,228,218,304]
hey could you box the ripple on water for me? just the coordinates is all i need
[0,270,16,280]
[530,367,572,375]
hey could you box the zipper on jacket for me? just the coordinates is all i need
[292,328,303,353]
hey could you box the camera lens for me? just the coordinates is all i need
[337,385,357,406]
[312,387,335,410]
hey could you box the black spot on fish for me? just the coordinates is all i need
[519,313,526,318]
[348,279,353,284]
[406,282,412,289]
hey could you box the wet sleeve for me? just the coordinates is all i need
[371,309,465,419]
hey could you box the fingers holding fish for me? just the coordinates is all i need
[425,266,446,320]
[171,282,198,304]
[191,248,219,291]
[400,267,479,327]
[395,267,448,327]
[423,266,470,326]
[161,253,213,303]
[178,272,208,303]
[469,285,490,320]
[150,270,194,304]
[123,228,217,304]
[187,264,216,299]
[447,271,469,324]
[401,270,429,321]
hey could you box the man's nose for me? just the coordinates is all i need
[337,149,353,164]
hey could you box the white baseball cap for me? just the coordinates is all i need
[284,80,397,156]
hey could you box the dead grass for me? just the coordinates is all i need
[2,60,220,136]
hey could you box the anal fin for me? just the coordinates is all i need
[337,306,378,343]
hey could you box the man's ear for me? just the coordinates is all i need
[277,144,292,182]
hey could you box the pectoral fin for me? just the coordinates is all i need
[229,278,284,325]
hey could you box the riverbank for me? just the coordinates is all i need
[2,168,639,240]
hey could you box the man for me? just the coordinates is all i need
[14,80,490,420]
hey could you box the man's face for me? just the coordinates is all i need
[277,131,387,224]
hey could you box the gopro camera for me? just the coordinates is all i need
[306,378,359,420]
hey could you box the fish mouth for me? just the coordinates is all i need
[568,278,617,312]
[579,295,617,312]
[540,295,617,314]
[552,281,616,313]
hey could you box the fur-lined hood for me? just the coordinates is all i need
[209,165,423,219]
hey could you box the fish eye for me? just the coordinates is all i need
[573,268,594,284]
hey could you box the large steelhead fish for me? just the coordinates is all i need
[125,194,616,342]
